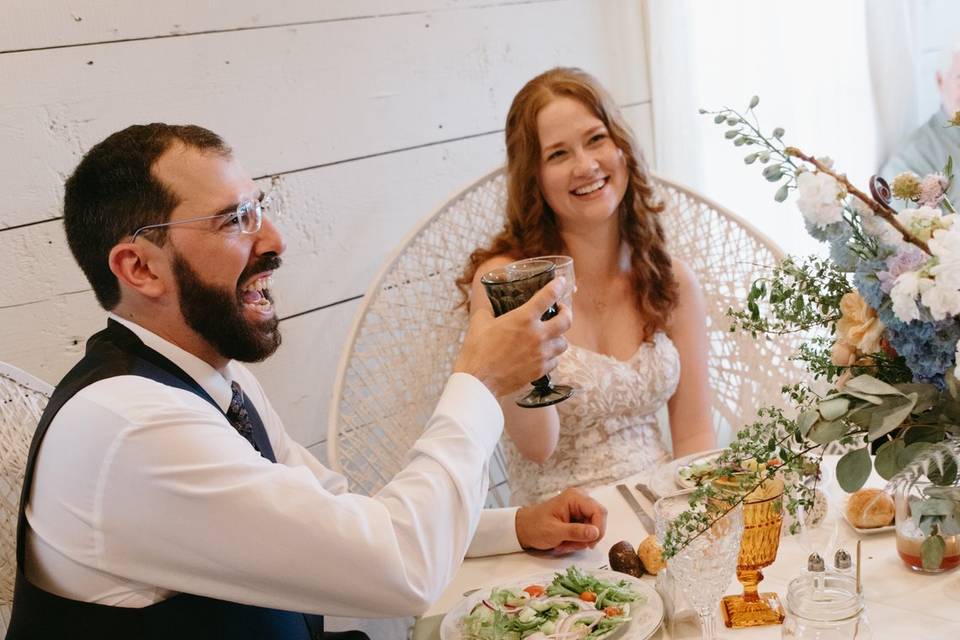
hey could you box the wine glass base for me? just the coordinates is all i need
[720,593,785,628]
[516,384,574,408]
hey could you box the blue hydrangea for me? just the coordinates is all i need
[883,317,960,383]
[830,240,859,272]
[853,262,886,312]
[853,259,959,383]
[804,218,847,243]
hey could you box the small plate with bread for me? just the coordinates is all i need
[842,487,895,534]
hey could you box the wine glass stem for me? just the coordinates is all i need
[698,610,719,640]
[531,374,552,390]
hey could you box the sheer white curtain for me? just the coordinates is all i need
[644,0,919,257]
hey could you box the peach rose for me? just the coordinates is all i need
[830,340,857,367]
[836,292,885,355]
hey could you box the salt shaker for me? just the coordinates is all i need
[807,553,825,572]
[834,549,852,575]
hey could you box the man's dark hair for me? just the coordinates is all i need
[63,123,231,309]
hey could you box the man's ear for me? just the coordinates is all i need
[937,70,945,94]
[108,241,168,300]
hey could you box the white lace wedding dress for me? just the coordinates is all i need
[504,331,680,505]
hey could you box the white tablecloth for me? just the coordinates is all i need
[419,456,960,639]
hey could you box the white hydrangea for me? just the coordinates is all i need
[890,271,924,322]
[796,170,844,227]
[930,225,960,291]
[920,279,960,320]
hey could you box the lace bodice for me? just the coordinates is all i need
[504,331,680,505]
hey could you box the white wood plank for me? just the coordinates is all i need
[0,129,505,312]
[1,104,651,313]
[0,289,102,385]
[1,0,551,52]
[2,105,651,436]
[1,0,649,228]
[0,130,503,377]
[248,299,361,450]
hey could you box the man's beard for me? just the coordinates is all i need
[172,251,282,362]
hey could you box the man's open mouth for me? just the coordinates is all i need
[240,274,274,314]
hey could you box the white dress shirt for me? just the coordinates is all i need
[25,315,521,617]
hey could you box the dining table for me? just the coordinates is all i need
[412,455,960,639]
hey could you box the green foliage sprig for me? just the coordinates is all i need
[662,96,960,567]
[700,96,799,204]
[728,256,851,337]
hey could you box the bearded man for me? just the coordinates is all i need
[6,124,604,639]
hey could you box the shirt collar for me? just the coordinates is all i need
[107,313,234,412]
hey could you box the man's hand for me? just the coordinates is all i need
[454,278,571,398]
[515,488,607,555]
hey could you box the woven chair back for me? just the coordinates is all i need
[0,362,53,629]
[327,168,803,502]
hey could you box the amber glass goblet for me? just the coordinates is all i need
[715,476,786,628]
[480,259,573,408]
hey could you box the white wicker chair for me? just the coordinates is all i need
[327,168,803,503]
[0,362,53,632]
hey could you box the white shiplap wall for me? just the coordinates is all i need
[1,1,654,465]
[3,1,653,635]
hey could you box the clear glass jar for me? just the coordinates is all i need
[781,572,871,639]
[894,480,960,573]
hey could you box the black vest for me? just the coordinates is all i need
[5,320,352,640]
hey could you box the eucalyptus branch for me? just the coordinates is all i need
[785,147,932,255]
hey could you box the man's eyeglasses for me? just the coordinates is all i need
[131,188,282,241]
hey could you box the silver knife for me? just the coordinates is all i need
[635,482,660,506]
[615,484,655,533]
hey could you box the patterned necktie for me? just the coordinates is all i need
[227,381,259,451]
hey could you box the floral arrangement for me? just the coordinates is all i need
[660,96,960,571]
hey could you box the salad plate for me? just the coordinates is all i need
[673,448,726,489]
[670,449,829,493]
[439,566,664,640]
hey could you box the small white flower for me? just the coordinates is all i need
[796,171,844,227]
[889,271,924,322]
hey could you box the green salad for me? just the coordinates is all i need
[459,566,644,640]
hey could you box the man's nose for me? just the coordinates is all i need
[255,216,286,257]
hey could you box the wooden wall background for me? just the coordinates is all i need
[1,0,654,472]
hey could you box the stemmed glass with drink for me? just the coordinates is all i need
[480,256,575,408]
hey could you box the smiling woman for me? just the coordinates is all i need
[459,67,717,505]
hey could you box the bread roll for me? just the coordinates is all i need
[846,488,894,528]
[637,535,665,575]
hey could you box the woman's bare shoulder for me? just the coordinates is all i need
[670,257,702,293]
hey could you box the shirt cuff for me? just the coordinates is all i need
[466,507,523,557]
[434,372,504,456]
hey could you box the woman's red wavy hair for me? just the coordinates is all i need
[458,67,677,337]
